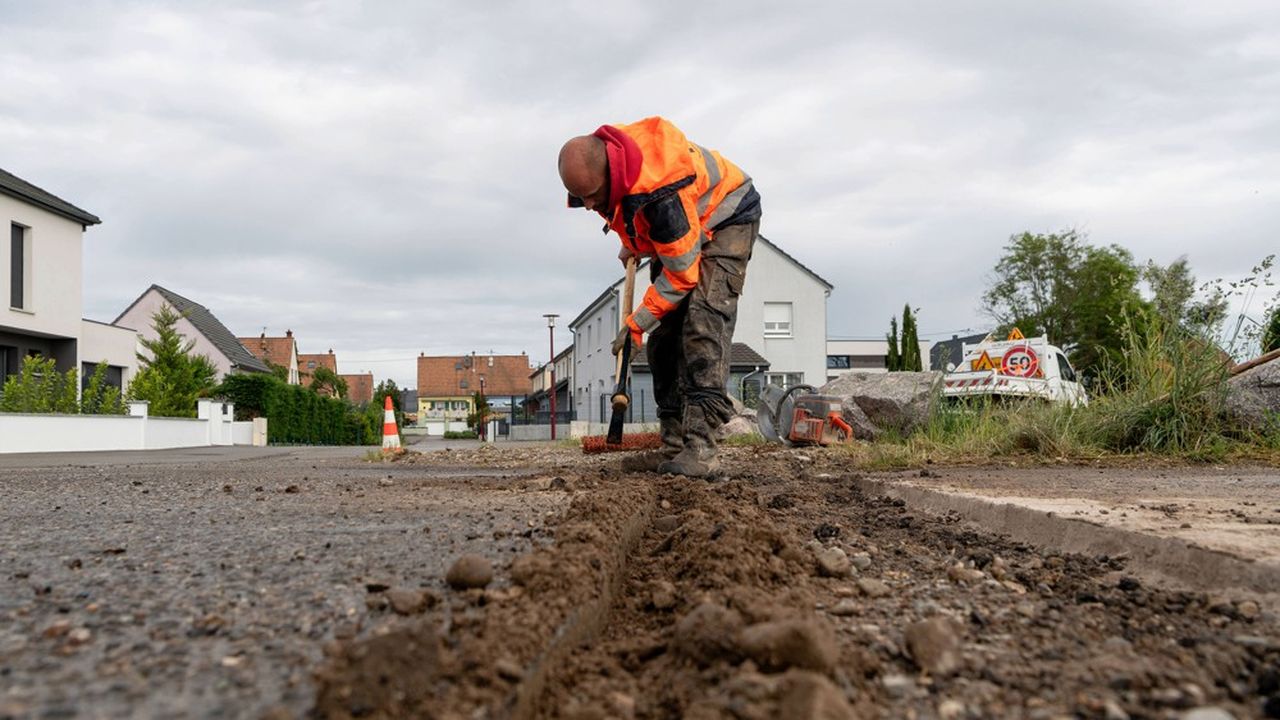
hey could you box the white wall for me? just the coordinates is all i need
[79,319,139,388]
[0,400,263,454]
[1,194,85,340]
[116,289,235,378]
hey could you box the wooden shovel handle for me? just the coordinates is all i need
[614,257,637,384]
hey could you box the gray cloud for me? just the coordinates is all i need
[3,0,1277,385]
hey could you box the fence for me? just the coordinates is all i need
[0,399,266,454]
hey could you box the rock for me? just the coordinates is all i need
[650,580,677,611]
[672,603,744,666]
[738,619,839,673]
[1181,708,1236,720]
[881,673,915,699]
[606,692,636,720]
[819,371,943,435]
[387,588,431,615]
[42,620,72,639]
[856,578,891,598]
[778,670,857,720]
[904,616,964,676]
[815,547,852,578]
[947,564,985,584]
[716,415,760,440]
[653,515,682,533]
[495,658,524,681]
[938,699,966,720]
[850,553,872,571]
[838,400,881,441]
[1226,355,1280,431]
[827,599,859,617]
[1238,600,1260,620]
[66,628,92,646]
[1104,700,1130,720]
[446,554,494,590]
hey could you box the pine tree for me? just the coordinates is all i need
[901,304,923,371]
[885,316,901,372]
[127,305,218,417]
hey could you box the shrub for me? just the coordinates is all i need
[444,430,478,440]
[217,374,376,445]
[0,356,78,413]
[81,361,127,415]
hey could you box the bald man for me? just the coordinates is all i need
[559,117,761,478]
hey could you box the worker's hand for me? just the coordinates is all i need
[612,325,643,356]
[618,245,635,267]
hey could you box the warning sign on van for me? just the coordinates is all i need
[970,350,996,372]
[1001,345,1039,377]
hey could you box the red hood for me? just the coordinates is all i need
[593,125,642,214]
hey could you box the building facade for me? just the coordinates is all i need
[416,352,532,435]
[1,168,136,396]
[826,338,934,382]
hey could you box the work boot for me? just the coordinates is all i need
[658,405,720,478]
[620,415,684,472]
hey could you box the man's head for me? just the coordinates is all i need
[558,135,610,213]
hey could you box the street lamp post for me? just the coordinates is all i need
[544,314,559,440]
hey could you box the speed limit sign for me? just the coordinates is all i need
[1000,346,1039,377]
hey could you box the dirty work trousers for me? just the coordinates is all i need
[646,220,759,432]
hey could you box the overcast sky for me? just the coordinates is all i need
[3,1,1277,386]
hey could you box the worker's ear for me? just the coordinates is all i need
[567,193,584,208]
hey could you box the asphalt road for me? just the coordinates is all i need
[0,442,567,719]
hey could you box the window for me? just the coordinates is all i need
[765,372,803,389]
[307,360,316,369]
[0,346,10,389]
[10,223,27,310]
[1056,353,1078,383]
[764,302,792,338]
[827,355,851,369]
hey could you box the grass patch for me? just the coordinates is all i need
[851,313,1280,468]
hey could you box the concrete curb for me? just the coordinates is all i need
[853,476,1280,601]
[503,488,657,720]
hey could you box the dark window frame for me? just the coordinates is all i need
[11,223,26,310]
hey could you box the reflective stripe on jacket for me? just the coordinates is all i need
[605,117,759,336]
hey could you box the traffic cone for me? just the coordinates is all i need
[381,395,402,451]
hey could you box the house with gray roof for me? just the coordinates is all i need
[2,166,136,396]
[115,285,270,379]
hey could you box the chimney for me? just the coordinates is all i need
[286,329,293,338]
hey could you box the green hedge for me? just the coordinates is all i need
[218,374,378,445]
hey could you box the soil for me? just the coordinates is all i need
[317,445,1280,719]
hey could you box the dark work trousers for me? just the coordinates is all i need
[646,220,759,431]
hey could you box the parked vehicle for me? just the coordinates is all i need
[942,330,1088,406]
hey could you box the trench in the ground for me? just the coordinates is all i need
[531,472,1280,719]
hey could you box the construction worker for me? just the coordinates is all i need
[558,117,761,477]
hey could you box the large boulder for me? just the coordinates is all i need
[1227,356,1280,432]
[820,371,944,436]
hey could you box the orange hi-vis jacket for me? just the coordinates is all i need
[604,117,761,341]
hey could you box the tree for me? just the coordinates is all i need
[466,390,492,434]
[983,230,1149,377]
[127,305,219,418]
[885,316,901,372]
[1143,256,1228,337]
[309,366,348,398]
[900,304,922,371]
[373,379,401,412]
[1263,305,1280,354]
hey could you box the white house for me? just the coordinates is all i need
[569,235,830,417]
[826,338,933,382]
[1,167,137,395]
[115,285,270,380]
